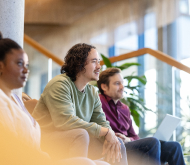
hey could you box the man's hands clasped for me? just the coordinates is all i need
[102,129,122,163]
[115,132,131,143]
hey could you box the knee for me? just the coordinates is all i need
[75,129,90,144]
[172,141,182,151]
[148,137,161,148]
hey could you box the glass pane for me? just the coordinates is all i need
[115,53,190,156]
[23,43,63,100]
[52,60,61,78]
[23,43,49,100]
[175,67,190,158]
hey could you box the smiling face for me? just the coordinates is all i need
[79,48,101,82]
[101,73,124,102]
[0,49,29,90]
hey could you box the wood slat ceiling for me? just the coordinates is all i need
[25,0,115,25]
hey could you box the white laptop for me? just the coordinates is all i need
[153,114,181,141]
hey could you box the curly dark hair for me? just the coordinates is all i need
[97,68,121,94]
[61,43,96,81]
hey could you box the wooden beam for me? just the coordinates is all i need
[24,34,64,66]
[24,34,190,74]
[146,48,190,74]
[100,48,148,65]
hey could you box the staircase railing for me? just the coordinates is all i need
[24,34,190,74]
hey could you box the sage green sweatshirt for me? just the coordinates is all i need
[32,74,111,138]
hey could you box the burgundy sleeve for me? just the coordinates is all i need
[125,105,140,141]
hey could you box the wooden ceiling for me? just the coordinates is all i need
[25,0,115,25]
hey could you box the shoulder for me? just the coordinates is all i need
[0,90,7,102]
[120,102,131,114]
[0,92,9,117]
[0,90,12,107]
[99,94,109,108]
[50,74,71,86]
[121,102,129,108]
[86,84,99,96]
[43,74,72,93]
[99,94,106,102]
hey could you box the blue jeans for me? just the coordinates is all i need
[109,138,128,165]
[125,137,185,165]
[88,137,128,165]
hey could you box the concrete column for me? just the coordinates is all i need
[0,0,25,47]
[0,0,25,98]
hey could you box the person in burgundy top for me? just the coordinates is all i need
[99,94,139,142]
[97,68,185,165]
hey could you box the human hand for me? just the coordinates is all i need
[23,99,38,114]
[115,133,131,143]
[102,129,122,163]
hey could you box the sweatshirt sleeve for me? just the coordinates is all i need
[42,80,102,138]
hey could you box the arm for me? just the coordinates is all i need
[90,89,122,163]
[43,81,102,138]
[23,99,38,114]
[115,133,131,143]
[91,95,122,161]
[125,106,140,141]
[115,105,139,142]
[91,95,122,160]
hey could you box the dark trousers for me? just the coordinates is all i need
[88,137,128,165]
[125,137,185,165]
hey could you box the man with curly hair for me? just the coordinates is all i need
[32,43,128,165]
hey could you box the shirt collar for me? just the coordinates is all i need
[103,94,122,106]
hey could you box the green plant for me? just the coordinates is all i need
[180,97,190,157]
[100,54,151,127]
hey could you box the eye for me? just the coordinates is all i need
[17,61,23,66]
[25,64,29,69]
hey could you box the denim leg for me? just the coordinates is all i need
[103,138,128,165]
[125,137,161,165]
[111,138,128,165]
[160,141,186,165]
[88,137,128,165]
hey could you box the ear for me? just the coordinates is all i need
[101,83,108,92]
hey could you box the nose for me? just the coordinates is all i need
[120,83,124,89]
[23,66,29,74]
[96,62,101,69]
